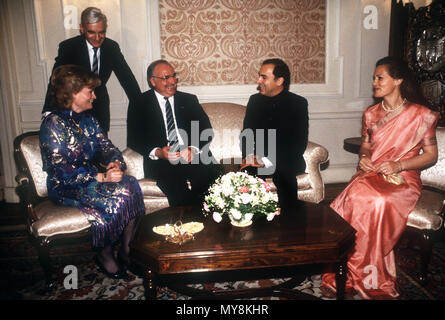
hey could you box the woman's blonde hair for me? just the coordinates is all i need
[50,65,101,110]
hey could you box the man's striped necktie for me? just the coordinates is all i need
[164,97,179,151]
[92,47,99,75]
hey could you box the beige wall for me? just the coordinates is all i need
[0,0,392,203]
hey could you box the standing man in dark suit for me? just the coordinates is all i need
[127,60,222,206]
[240,58,309,211]
[42,7,141,133]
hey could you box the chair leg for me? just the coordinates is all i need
[419,230,433,285]
[36,237,56,291]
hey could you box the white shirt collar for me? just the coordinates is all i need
[154,90,175,111]
[85,40,100,52]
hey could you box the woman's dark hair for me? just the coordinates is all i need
[50,64,101,110]
[262,58,291,91]
[376,56,429,106]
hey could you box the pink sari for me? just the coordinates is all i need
[323,102,439,299]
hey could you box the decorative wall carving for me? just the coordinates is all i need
[159,0,326,86]
[405,0,445,126]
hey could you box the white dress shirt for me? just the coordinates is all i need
[86,40,101,73]
[149,90,184,160]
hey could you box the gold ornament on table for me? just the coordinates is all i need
[152,220,204,245]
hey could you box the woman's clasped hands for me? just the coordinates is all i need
[359,155,401,175]
[98,160,124,183]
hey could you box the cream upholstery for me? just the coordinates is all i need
[406,127,445,231]
[20,135,48,198]
[420,126,445,191]
[122,102,329,213]
[31,201,90,238]
[403,127,445,284]
[15,133,91,238]
[122,147,170,213]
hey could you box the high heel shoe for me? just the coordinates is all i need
[117,251,131,273]
[94,255,128,280]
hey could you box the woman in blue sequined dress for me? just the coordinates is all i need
[40,65,145,279]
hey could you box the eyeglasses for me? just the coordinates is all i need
[151,73,177,81]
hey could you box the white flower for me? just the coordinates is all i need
[216,198,225,209]
[230,208,242,220]
[213,212,222,223]
[240,193,252,204]
[267,212,277,221]
[222,184,233,197]
[203,172,278,223]
[244,213,254,222]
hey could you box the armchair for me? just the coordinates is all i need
[13,131,91,289]
[404,126,445,284]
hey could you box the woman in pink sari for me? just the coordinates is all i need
[322,57,439,299]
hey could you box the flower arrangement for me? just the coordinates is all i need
[203,171,280,226]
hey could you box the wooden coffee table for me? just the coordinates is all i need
[130,202,356,300]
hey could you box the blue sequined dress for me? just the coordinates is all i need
[39,110,145,247]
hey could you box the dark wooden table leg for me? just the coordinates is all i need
[335,260,347,300]
[143,269,157,300]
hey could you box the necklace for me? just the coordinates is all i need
[382,98,406,113]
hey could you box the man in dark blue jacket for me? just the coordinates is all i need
[240,58,309,211]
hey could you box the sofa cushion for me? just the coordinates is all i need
[143,196,169,214]
[138,178,166,197]
[122,148,145,180]
[202,102,245,162]
[407,189,445,231]
[30,200,91,238]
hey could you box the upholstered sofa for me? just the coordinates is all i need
[123,102,330,213]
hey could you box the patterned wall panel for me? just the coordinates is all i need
[159,0,326,86]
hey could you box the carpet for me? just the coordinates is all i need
[1,228,444,300]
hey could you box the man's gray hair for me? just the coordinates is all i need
[81,7,107,28]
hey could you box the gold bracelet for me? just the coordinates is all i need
[360,154,368,158]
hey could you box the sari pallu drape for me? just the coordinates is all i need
[323,103,439,299]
